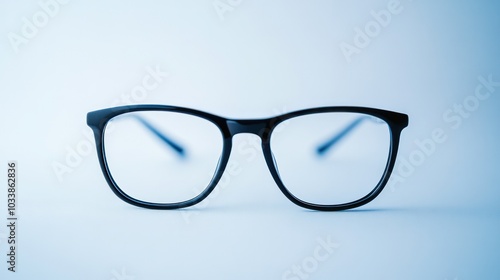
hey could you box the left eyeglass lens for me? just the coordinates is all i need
[103,111,224,204]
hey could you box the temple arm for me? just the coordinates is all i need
[316,116,368,156]
[131,115,186,157]
[131,114,369,158]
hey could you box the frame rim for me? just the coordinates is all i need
[87,104,409,211]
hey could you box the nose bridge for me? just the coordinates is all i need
[226,119,270,137]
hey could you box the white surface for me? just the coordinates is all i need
[0,0,499,279]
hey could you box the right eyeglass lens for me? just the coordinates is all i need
[103,111,224,204]
[270,112,391,205]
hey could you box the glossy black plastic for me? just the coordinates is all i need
[87,105,409,211]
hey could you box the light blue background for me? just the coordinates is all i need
[0,0,499,279]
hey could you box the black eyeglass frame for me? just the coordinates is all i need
[87,105,409,211]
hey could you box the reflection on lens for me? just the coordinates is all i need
[270,113,391,205]
[104,111,223,204]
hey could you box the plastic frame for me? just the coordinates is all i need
[87,105,409,211]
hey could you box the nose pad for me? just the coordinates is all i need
[209,155,224,182]
[215,154,227,175]
[271,152,281,177]
[215,155,222,169]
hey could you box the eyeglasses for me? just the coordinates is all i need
[87,105,408,211]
